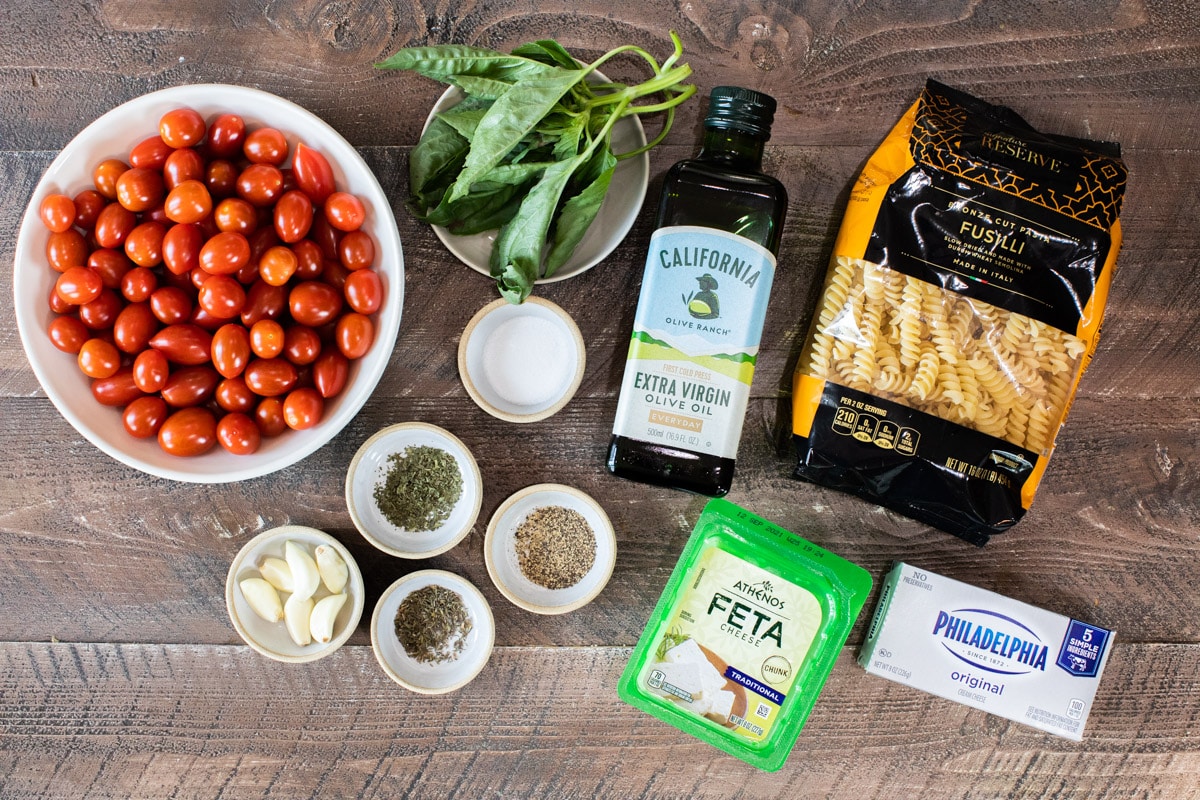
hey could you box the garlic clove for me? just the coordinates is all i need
[309,592,348,644]
[284,593,314,646]
[259,556,294,593]
[315,545,349,594]
[284,540,321,600]
[239,578,284,623]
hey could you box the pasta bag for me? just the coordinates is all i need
[791,80,1127,545]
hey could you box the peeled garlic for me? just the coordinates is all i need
[239,578,283,623]
[310,592,348,644]
[259,556,294,593]
[315,545,349,594]
[284,540,320,600]
[284,593,314,646]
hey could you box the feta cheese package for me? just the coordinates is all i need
[618,498,872,771]
[859,562,1115,740]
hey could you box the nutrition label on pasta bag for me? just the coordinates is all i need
[831,400,920,455]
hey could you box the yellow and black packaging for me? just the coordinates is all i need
[791,80,1127,544]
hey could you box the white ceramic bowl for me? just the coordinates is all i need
[458,297,586,423]
[484,483,616,615]
[345,422,483,558]
[371,569,495,694]
[225,525,365,663]
[12,84,404,482]
[421,79,649,282]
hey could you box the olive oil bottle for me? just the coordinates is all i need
[608,86,787,496]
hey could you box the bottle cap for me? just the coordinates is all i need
[704,86,777,139]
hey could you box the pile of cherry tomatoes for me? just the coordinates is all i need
[39,107,384,457]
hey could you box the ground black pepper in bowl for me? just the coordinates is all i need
[514,505,597,589]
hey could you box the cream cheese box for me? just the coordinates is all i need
[858,562,1114,741]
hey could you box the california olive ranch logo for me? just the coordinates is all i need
[686,274,720,319]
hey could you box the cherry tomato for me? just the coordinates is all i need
[78,337,121,378]
[159,107,206,149]
[243,127,288,166]
[164,180,213,224]
[124,221,167,267]
[49,286,72,314]
[93,159,129,199]
[130,135,172,170]
[258,245,297,286]
[214,377,254,413]
[335,312,374,359]
[324,192,365,232]
[289,281,342,327]
[344,269,383,314]
[248,226,280,260]
[216,412,261,455]
[214,197,258,234]
[121,266,158,303]
[207,114,246,159]
[240,280,286,327]
[150,286,193,325]
[123,396,169,439]
[244,357,298,396]
[310,213,341,260]
[78,289,122,329]
[338,230,375,271]
[164,147,205,189]
[115,167,165,212]
[56,266,104,305]
[206,159,239,198]
[49,315,90,354]
[133,348,170,393]
[46,230,88,272]
[291,239,324,280]
[199,231,251,275]
[94,203,137,249]
[249,319,285,359]
[161,365,220,407]
[198,274,246,319]
[162,222,203,275]
[40,194,77,233]
[210,323,251,378]
[113,302,159,353]
[158,407,218,456]
[236,164,284,207]
[312,350,348,398]
[273,190,313,243]
[89,248,133,289]
[73,189,106,229]
[254,396,288,437]
[149,323,213,365]
[322,259,350,292]
[283,387,324,430]
[292,142,335,204]
[92,367,145,407]
[283,325,322,365]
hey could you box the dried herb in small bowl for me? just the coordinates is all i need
[374,445,463,531]
[394,584,474,664]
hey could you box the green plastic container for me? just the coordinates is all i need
[617,498,872,771]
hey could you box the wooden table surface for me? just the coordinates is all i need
[3,2,1199,798]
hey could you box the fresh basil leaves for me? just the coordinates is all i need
[379,33,695,303]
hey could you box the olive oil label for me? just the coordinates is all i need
[639,544,822,743]
[612,226,776,459]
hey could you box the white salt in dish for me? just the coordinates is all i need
[458,297,586,423]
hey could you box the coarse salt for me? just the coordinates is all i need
[482,315,571,406]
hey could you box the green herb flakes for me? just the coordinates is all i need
[374,446,463,531]
[394,584,473,664]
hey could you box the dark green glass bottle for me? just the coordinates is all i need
[607,86,787,496]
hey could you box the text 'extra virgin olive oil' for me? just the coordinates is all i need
[608,87,787,496]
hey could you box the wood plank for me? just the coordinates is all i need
[0,1,1196,149]
[1,393,1196,646]
[4,144,1200,400]
[0,642,1196,799]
